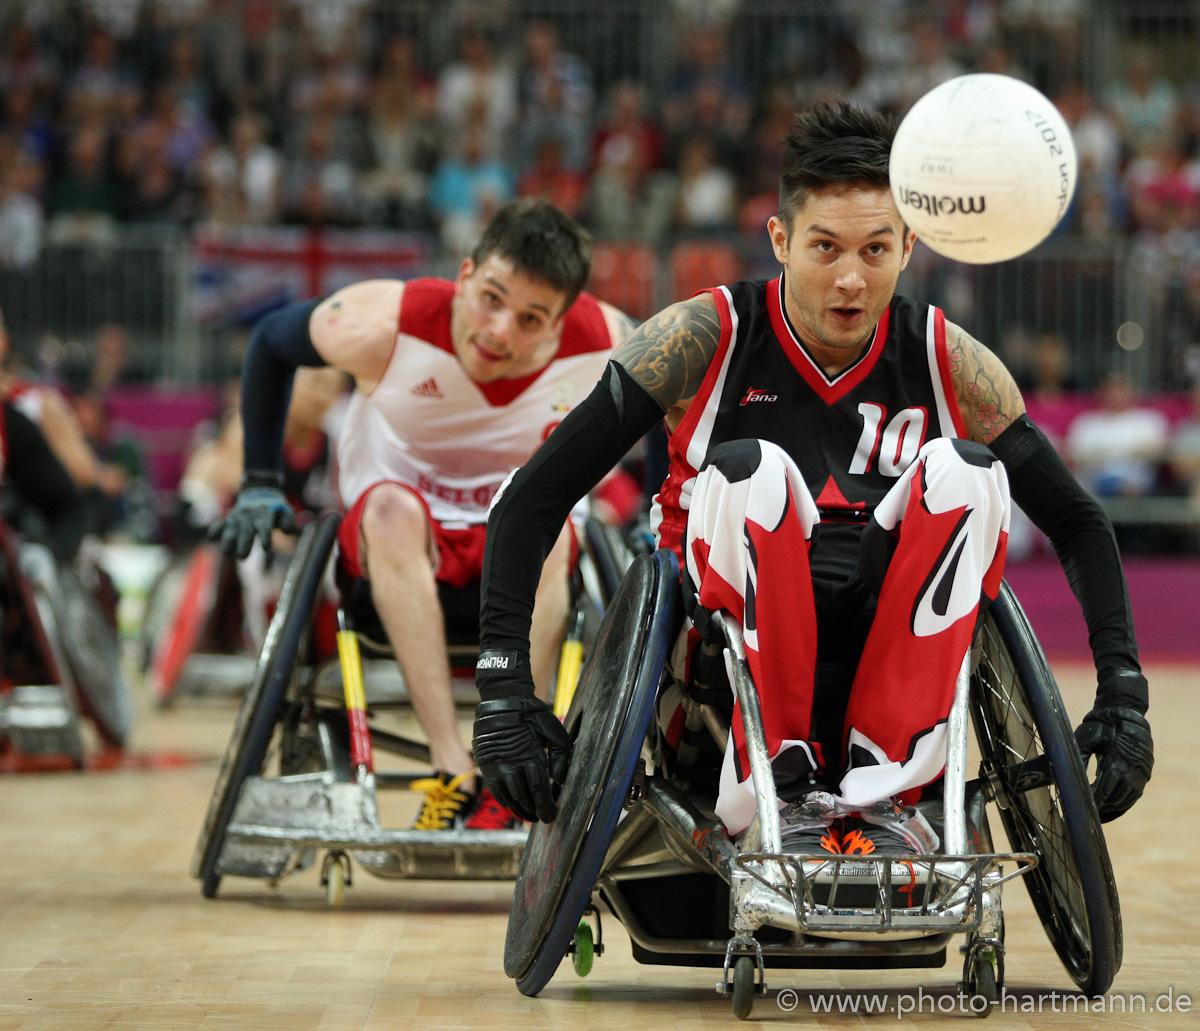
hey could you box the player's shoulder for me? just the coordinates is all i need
[556,290,621,358]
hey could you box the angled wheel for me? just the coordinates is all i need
[53,565,135,747]
[144,546,220,706]
[970,581,1121,995]
[582,517,634,606]
[191,513,341,897]
[505,549,679,996]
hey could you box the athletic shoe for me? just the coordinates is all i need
[852,797,940,854]
[463,787,521,830]
[780,790,848,858]
[410,771,476,830]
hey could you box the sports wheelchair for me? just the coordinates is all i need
[0,515,134,766]
[192,511,626,905]
[503,549,1122,1019]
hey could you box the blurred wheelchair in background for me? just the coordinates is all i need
[0,515,134,767]
[192,511,627,906]
[503,550,1121,1019]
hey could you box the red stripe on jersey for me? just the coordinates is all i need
[767,275,890,405]
[654,287,735,559]
[398,278,455,354]
[932,308,967,438]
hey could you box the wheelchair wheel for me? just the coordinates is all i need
[144,547,219,706]
[505,549,679,996]
[191,513,341,898]
[582,517,634,606]
[970,582,1121,996]
[54,565,135,748]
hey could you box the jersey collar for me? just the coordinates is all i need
[767,274,890,405]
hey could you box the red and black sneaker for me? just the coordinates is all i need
[463,787,522,830]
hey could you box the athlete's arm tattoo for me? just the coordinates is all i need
[613,295,722,412]
[946,321,1027,445]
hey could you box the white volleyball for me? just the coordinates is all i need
[889,74,1077,263]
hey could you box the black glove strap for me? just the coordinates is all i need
[1096,667,1149,713]
[241,469,285,491]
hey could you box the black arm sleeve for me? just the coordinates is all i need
[241,300,327,476]
[480,362,666,655]
[990,414,1140,676]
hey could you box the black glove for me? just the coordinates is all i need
[1075,668,1153,822]
[208,471,297,560]
[472,649,572,823]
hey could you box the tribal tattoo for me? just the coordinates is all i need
[613,295,722,413]
[946,322,1026,445]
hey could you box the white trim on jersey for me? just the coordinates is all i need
[685,285,740,472]
[925,306,958,439]
[774,274,878,387]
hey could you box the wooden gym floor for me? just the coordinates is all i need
[1,663,1196,1029]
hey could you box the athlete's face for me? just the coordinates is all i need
[451,254,569,383]
[769,186,915,368]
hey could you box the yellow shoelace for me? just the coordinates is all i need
[411,771,474,830]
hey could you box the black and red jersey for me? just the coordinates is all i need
[652,275,966,582]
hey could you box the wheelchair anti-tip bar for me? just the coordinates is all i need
[735,850,1038,935]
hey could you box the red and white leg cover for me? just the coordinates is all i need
[839,437,1010,806]
[682,437,1010,834]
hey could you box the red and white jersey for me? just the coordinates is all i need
[337,278,614,526]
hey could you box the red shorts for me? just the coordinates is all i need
[337,481,487,588]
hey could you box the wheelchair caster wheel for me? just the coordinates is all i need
[731,956,755,1020]
[571,920,593,977]
[963,951,1000,1018]
[321,851,351,908]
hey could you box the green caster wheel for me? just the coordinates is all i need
[571,919,594,976]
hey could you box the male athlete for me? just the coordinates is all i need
[472,103,1154,856]
[211,199,632,829]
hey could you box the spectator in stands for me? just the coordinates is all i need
[201,110,282,225]
[1106,45,1180,155]
[1066,370,1170,498]
[282,115,359,227]
[65,26,138,129]
[1126,133,1199,236]
[437,25,517,165]
[587,114,676,246]
[517,134,586,219]
[592,80,663,175]
[428,115,514,253]
[1167,382,1200,505]
[45,121,119,244]
[519,20,592,174]
[0,149,43,270]
[1,84,55,166]
[661,23,749,167]
[895,18,963,112]
[362,35,441,229]
[673,135,736,234]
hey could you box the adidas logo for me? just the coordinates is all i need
[410,377,443,399]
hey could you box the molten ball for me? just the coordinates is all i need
[890,74,1077,264]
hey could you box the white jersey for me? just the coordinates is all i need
[337,278,614,526]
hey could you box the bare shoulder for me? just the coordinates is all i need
[613,292,722,415]
[944,319,1027,445]
[310,279,406,388]
[596,299,639,349]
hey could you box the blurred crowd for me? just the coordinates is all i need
[1,0,1199,554]
[0,0,1197,267]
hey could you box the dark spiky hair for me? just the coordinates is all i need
[778,101,897,231]
[471,198,592,311]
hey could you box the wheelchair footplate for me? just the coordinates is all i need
[215,771,527,883]
[735,849,1038,937]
